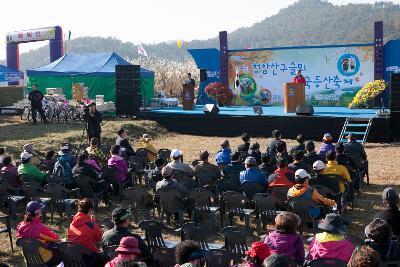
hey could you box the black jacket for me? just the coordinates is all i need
[374,207,400,237]
[101,226,153,265]
[87,110,103,134]
[72,162,98,180]
[28,90,44,106]
[116,137,135,156]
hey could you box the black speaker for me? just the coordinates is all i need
[115,64,141,115]
[390,111,400,139]
[391,73,400,112]
[203,104,220,114]
[200,69,207,81]
[296,104,314,116]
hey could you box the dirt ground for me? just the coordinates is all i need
[0,115,399,266]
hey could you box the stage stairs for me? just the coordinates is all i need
[338,117,373,144]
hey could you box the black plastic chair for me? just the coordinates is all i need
[0,179,25,220]
[307,258,347,267]
[102,165,129,200]
[269,186,290,209]
[153,247,176,267]
[157,149,172,163]
[0,213,13,252]
[287,198,319,235]
[253,193,278,236]
[58,241,92,267]
[74,175,104,211]
[219,226,255,256]
[380,261,400,267]
[214,178,240,196]
[220,191,254,228]
[22,183,51,222]
[172,169,194,182]
[44,183,77,222]
[181,179,200,191]
[195,169,218,187]
[122,187,154,223]
[16,237,49,266]
[240,181,266,199]
[176,222,222,250]
[205,249,239,267]
[136,148,150,166]
[188,188,219,228]
[156,188,186,226]
[138,220,176,249]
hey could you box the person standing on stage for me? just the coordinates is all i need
[28,84,48,125]
[86,102,103,144]
[185,73,195,86]
[292,70,306,86]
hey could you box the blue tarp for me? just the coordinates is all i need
[0,64,24,82]
[26,52,154,77]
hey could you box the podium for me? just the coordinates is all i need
[182,84,195,110]
[284,83,305,113]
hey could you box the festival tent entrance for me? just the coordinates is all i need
[26,52,154,102]
[0,64,24,83]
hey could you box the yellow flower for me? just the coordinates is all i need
[349,80,386,108]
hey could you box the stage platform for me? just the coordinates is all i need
[141,106,392,143]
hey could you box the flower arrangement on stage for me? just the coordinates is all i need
[348,80,386,108]
[205,82,234,105]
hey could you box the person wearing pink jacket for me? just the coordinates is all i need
[108,145,128,183]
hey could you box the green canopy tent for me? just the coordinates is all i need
[26,52,154,103]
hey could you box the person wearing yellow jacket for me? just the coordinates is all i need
[288,169,336,219]
[322,151,351,193]
[136,134,157,161]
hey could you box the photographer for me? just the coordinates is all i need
[85,102,103,145]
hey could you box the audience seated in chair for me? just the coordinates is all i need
[344,133,368,170]
[42,150,56,173]
[86,137,107,167]
[259,153,276,177]
[336,143,357,173]
[1,156,21,188]
[287,169,336,220]
[244,241,271,267]
[18,151,46,184]
[264,212,305,265]
[136,134,157,161]
[374,187,400,237]
[156,165,189,197]
[365,218,400,261]
[216,139,232,166]
[53,145,74,182]
[248,143,262,165]
[240,156,267,186]
[222,151,245,177]
[174,240,208,267]
[237,133,251,159]
[102,208,152,265]
[289,134,306,156]
[303,140,326,172]
[309,213,354,263]
[263,254,297,267]
[348,245,380,267]
[288,150,312,174]
[275,142,293,165]
[268,157,295,189]
[105,236,147,267]
[108,145,129,183]
[309,160,341,195]
[67,198,109,267]
[23,143,41,166]
[266,130,287,160]
[194,150,221,181]
[322,151,351,194]
[319,133,335,157]
[167,149,195,178]
[116,128,136,157]
[17,201,61,266]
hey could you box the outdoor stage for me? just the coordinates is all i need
[141,106,392,143]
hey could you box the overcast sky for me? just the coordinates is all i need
[0,0,397,60]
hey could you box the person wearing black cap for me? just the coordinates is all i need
[374,187,400,236]
[237,133,251,158]
[101,208,153,265]
[344,132,367,170]
[309,213,354,263]
[303,141,325,173]
[86,102,103,145]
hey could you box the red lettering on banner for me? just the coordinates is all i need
[27,32,32,38]
[18,32,23,38]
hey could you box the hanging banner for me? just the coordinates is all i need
[6,27,56,44]
[228,44,374,106]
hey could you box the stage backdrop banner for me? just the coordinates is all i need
[228,44,374,106]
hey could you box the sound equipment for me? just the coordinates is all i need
[253,106,263,115]
[200,69,207,81]
[115,65,141,116]
[203,104,220,114]
[296,104,314,116]
[390,73,400,138]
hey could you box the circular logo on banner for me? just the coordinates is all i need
[259,89,272,104]
[239,74,257,97]
[337,53,360,76]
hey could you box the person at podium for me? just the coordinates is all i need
[292,70,306,85]
[185,72,195,86]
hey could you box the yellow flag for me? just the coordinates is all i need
[177,40,182,48]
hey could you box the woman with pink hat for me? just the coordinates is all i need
[105,236,145,267]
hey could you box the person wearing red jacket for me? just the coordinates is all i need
[67,198,108,267]
[292,70,306,86]
[17,201,61,266]
[268,157,295,188]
